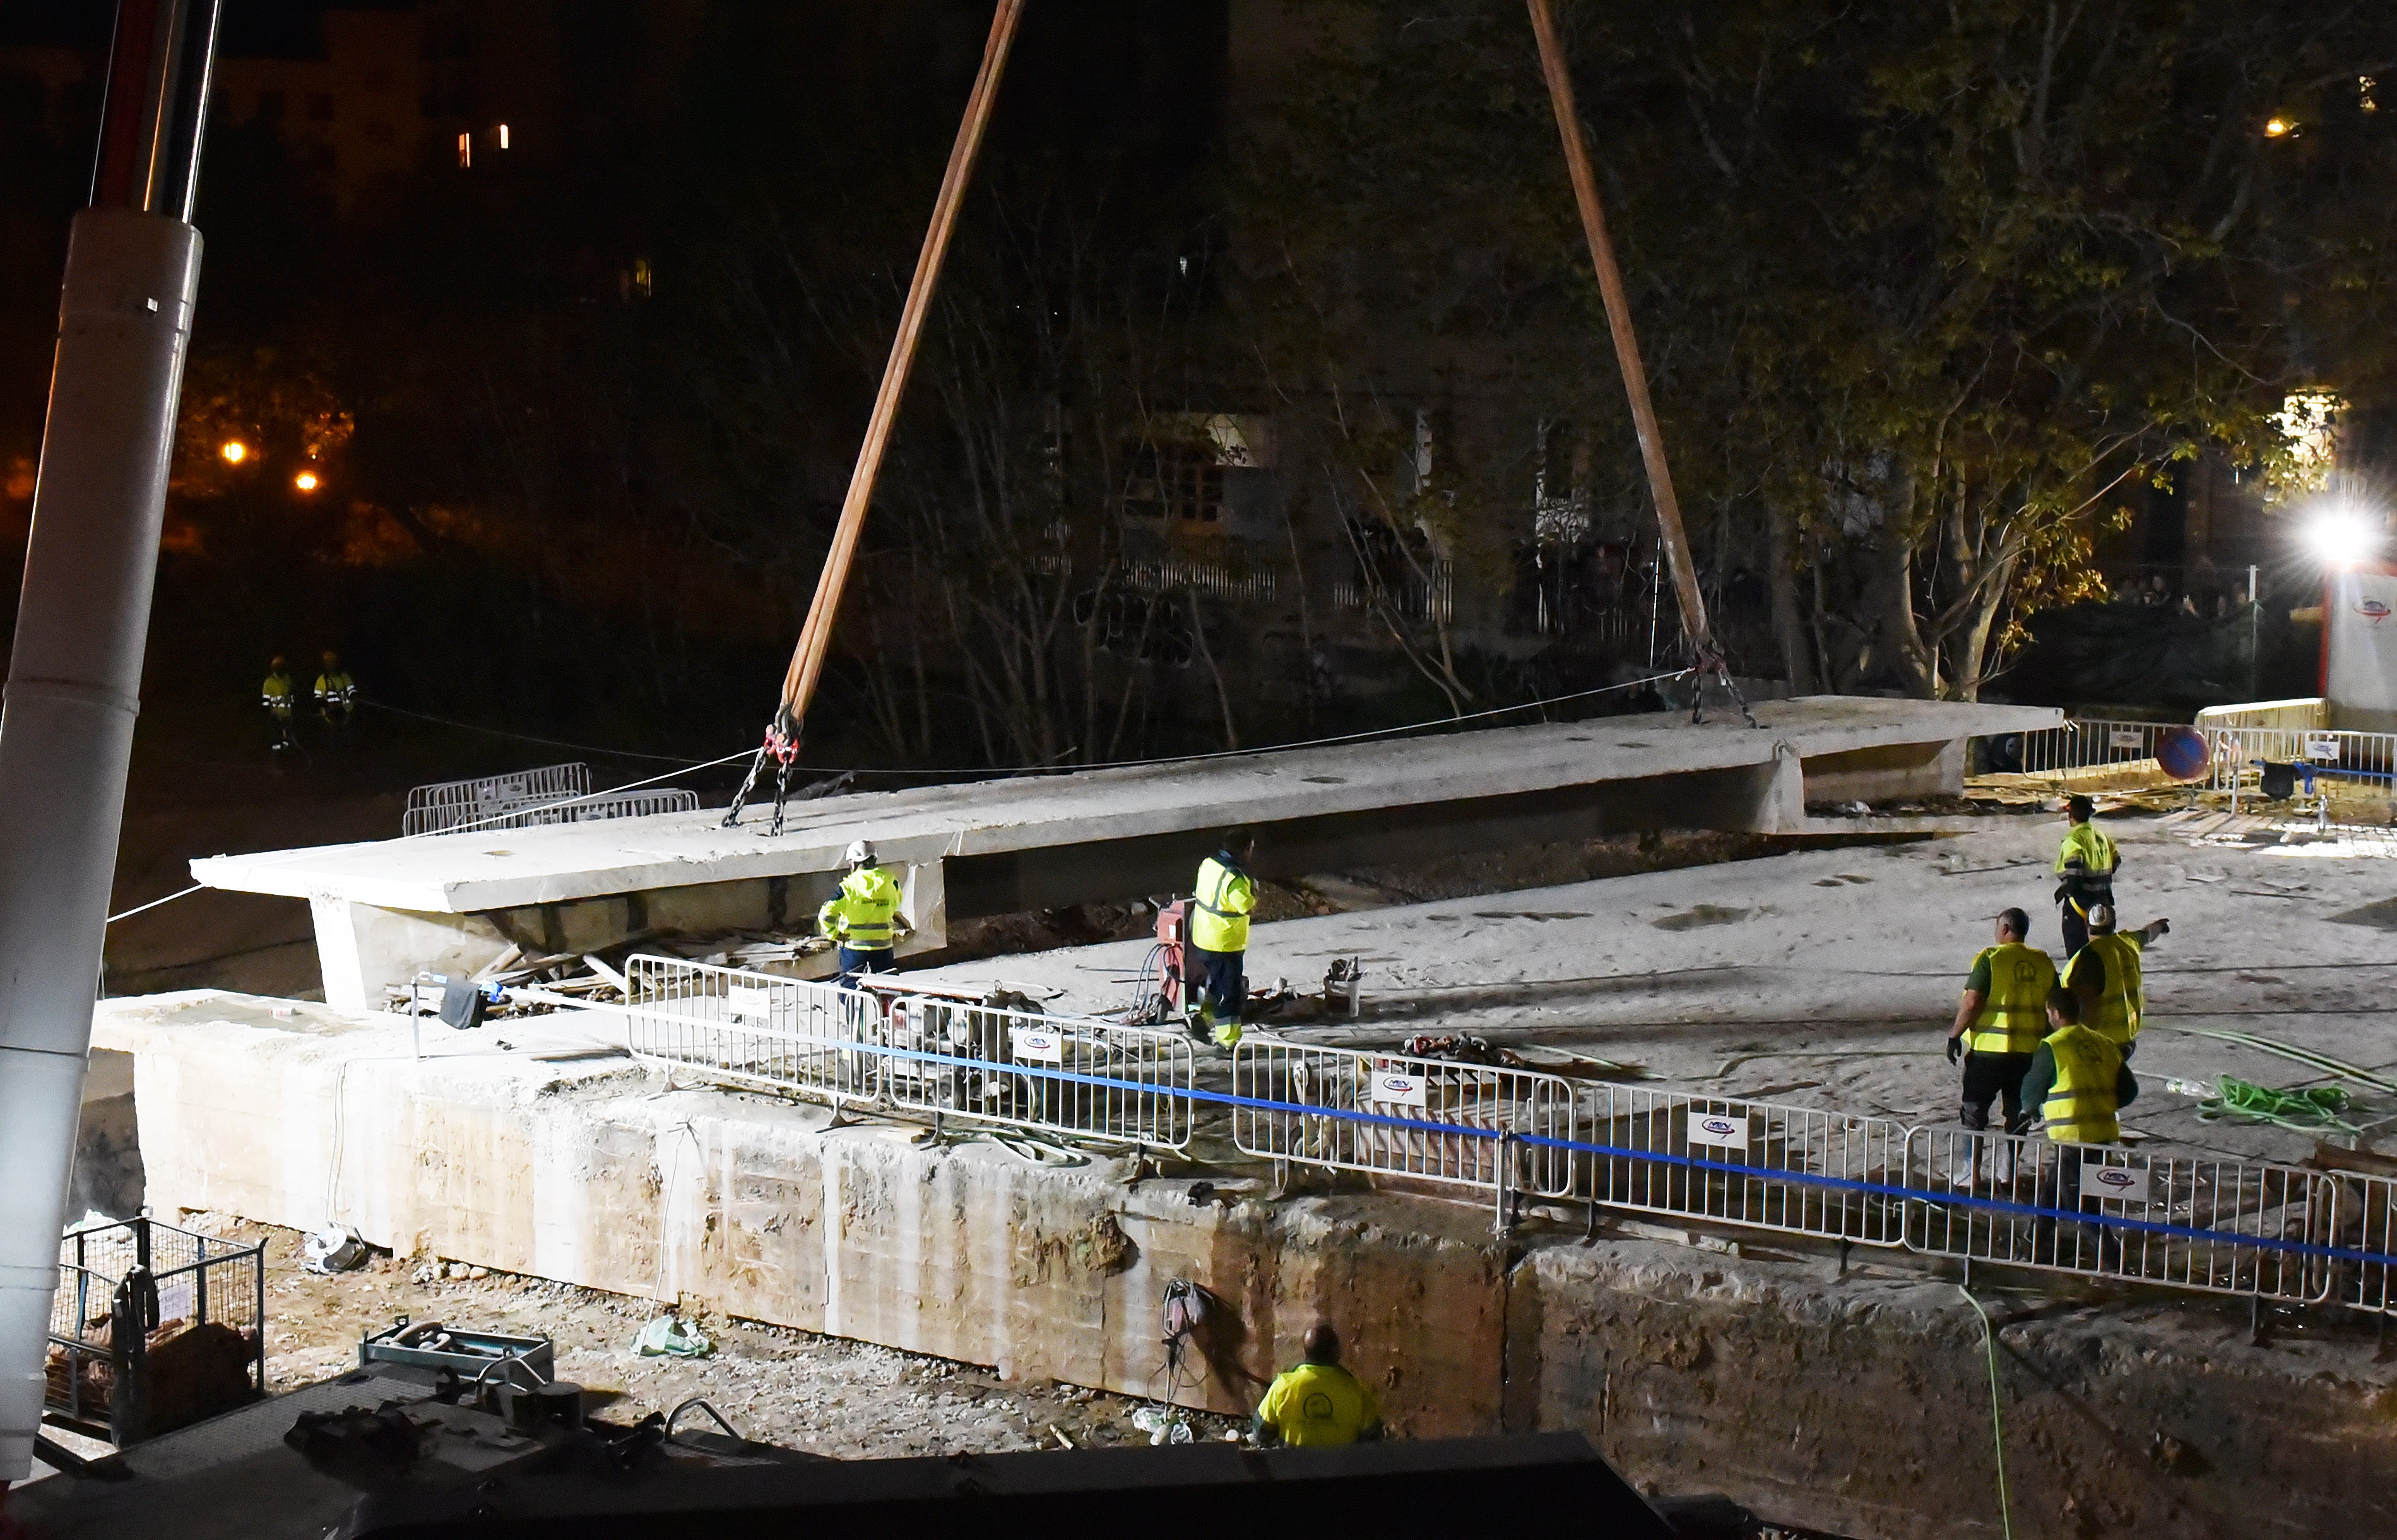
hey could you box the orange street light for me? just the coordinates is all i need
[293,471,320,492]
[2264,117,2292,138]
[220,440,248,463]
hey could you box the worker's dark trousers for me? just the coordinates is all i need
[1960,1050,2035,1135]
[1192,944,1245,1024]
[2059,904,2089,958]
[838,946,896,988]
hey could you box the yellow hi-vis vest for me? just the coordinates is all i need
[2061,932,2143,1046]
[1190,855,1255,953]
[819,864,903,951]
[1256,1360,1380,1446]
[2041,1023,2124,1144]
[1966,942,2057,1055]
[2054,822,2117,876]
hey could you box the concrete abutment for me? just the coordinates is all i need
[93,992,2397,1539]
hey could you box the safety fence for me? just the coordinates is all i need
[403,762,590,835]
[2194,697,2329,734]
[2203,724,2397,796]
[2004,718,2181,778]
[583,959,2397,1315]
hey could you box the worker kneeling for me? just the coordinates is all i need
[1253,1325,1383,1447]
[1943,906,2054,1187]
[1190,834,1258,1048]
[820,840,909,986]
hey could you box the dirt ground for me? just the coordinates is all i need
[179,1211,1244,1459]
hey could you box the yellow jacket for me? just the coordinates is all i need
[1255,1360,1382,1446]
[819,865,904,951]
[1191,853,1255,953]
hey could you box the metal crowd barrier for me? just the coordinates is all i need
[1903,1128,2336,1303]
[1229,1040,1577,1199]
[622,956,883,1108]
[470,787,701,830]
[2008,718,2178,777]
[583,963,2397,1316]
[2203,724,2397,794]
[885,996,1195,1151]
[403,762,591,835]
[1578,1086,1909,1246]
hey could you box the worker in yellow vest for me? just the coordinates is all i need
[2059,904,2169,1057]
[261,655,297,752]
[2052,795,2118,957]
[1189,834,1258,1048]
[313,649,358,725]
[2021,986,2142,1264]
[1943,907,2056,1185]
[1253,1324,1383,1447]
[820,839,908,985]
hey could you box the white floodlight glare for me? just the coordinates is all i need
[2302,504,2384,567]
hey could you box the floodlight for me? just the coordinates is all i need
[2302,504,2383,566]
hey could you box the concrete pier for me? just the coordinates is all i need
[189,697,2052,1012]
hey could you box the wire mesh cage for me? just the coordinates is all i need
[47,1215,267,1446]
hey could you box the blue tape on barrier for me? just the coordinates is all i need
[626,1010,2397,1277]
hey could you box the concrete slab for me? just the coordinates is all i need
[189,696,2052,1012]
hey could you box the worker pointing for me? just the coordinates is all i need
[820,839,908,985]
[2059,903,2168,1057]
[1189,832,1258,1048]
[1944,906,2055,1185]
[2053,795,2118,958]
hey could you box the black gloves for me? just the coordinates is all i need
[1946,1036,1963,1065]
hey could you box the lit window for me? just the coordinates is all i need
[1122,444,1224,523]
[2364,76,2381,114]
[457,131,472,167]
[497,123,510,150]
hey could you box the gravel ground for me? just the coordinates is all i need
[184,1211,1244,1459]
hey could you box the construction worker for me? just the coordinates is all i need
[1252,1324,1383,1447]
[2052,795,2118,958]
[819,839,907,985]
[1943,907,2055,1184]
[261,655,297,751]
[314,649,358,724]
[1189,834,1258,1048]
[2060,903,2168,1058]
[2021,986,2141,1264]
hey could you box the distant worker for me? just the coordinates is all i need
[820,839,907,985]
[1253,1324,1383,1447]
[314,649,358,725]
[261,655,297,752]
[2021,986,2141,1263]
[2059,903,2169,1058]
[1944,907,2056,1183]
[2052,794,2118,957]
[1189,833,1258,1048]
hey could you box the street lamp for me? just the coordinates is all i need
[293,470,319,492]
[220,439,247,464]
[2300,502,2382,568]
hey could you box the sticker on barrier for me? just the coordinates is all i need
[884,997,1193,1150]
[1902,1127,2337,1303]
[1578,1087,1907,1246]
[1230,1040,1577,1198]
[622,955,884,1107]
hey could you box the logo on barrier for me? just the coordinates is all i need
[725,985,776,1024]
[2108,729,2143,751]
[1366,1071,1428,1108]
[1688,1111,1750,1150]
[2305,736,2342,762]
[2080,1163,2151,1204]
[2359,598,2392,625]
[1010,1027,1064,1065]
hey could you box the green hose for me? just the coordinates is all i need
[2191,1075,2359,1135]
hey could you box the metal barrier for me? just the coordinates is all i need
[622,955,884,1107]
[884,996,1195,1151]
[2203,724,2397,794]
[1577,1087,1909,1246]
[1903,1128,2336,1303]
[403,762,590,835]
[1229,1040,1577,1199]
[468,787,701,831]
[577,969,2397,1317]
[2008,718,2180,778]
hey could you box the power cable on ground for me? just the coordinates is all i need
[1958,1286,2015,1540]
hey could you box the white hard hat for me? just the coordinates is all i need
[845,839,875,866]
[2087,903,2116,932]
